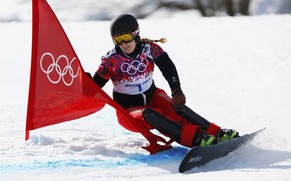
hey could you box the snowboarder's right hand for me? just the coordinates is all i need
[85,72,93,79]
[171,88,186,112]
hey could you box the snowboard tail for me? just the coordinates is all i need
[179,128,266,173]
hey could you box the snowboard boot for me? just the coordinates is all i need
[217,129,239,142]
[193,132,218,147]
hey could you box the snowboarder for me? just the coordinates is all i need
[87,14,239,151]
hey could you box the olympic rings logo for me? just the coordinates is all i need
[121,59,149,75]
[40,52,80,86]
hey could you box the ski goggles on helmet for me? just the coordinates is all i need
[112,29,139,45]
[112,32,135,45]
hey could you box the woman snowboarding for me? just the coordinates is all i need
[88,14,239,153]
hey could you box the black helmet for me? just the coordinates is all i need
[110,14,139,36]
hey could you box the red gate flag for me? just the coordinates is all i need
[26,0,172,154]
[26,0,106,139]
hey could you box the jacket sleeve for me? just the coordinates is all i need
[154,52,181,91]
[92,55,112,88]
[92,73,109,88]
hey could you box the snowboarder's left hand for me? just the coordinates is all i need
[171,88,186,111]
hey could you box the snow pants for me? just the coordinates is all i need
[116,88,221,148]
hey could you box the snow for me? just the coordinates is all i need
[1,6,291,181]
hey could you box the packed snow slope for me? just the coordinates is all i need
[0,14,291,180]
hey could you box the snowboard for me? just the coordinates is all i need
[179,127,266,173]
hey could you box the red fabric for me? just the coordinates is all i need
[117,107,154,132]
[26,0,106,139]
[26,0,172,155]
[206,123,221,137]
[116,88,200,149]
[116,88,185,133]
[180,124,199,147]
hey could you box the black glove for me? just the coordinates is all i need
[171,88,186,112]
[85,72,93,79]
